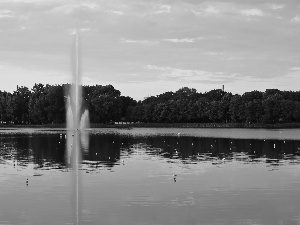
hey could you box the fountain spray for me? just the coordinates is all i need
[66,26,90,225]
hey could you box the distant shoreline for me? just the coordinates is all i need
[1,123,300,129]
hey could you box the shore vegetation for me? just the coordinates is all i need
[1,84,300,127]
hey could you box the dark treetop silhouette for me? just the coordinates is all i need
[1,85,300,125]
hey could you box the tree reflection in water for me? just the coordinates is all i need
[1,131,300,172]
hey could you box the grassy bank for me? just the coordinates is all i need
[90,122,300,129]
[2,123,300,129]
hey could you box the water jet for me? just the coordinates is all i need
[65,27,90,225]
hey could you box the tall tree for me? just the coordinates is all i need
[7,86,30,124]
[0,91,12,123]
[90,85,122,123]
[44,85,65,123]
[29,83,49,124]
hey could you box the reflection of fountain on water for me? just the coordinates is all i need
[66,27,89,225]
[80,110,90,151]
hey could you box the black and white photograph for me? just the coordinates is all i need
[1,0,300,224]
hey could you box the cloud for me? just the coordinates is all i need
[109,10,123,15]
[120,38,159,45]
[190,3,230,16]
[0,63,69,93]
[260,67,300,91]
[205,6,220,15]
[205,52,224,56]
[145,65,237,83]
[81,2,99,10]
[227,56,244,61]
[46,1,101,16]
[268,4,284,10]
[0,14,13,19]
[290,67,300,71]
[154,5,171,14]
[190,3,267,19]
[240,9,264,17]
[0,0,299,100]
[0,9,13,19]
[291,15,300,23]
[48,4,77,15]
[164,37,202,43]
[285,67,300,78]
[68,27,92,35]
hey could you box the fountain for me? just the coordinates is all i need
[66,27,90,225]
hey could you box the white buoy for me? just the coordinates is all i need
[274,144,276,148]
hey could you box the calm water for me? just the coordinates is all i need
[1,128,300,225]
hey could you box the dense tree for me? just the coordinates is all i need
[119,96,137,121]
[7,86,30,124]
[0,85,300,125]
[262,92,283,124]
[244,99,263,124]
[242,90,263,102]
[204,89,225,101]
[89,85,122,123]
[0,91,12,123]
[219,93,232,123]
[29,83,49,124]
[174,87,200,101]
[45,85,65,123]
[229,95,244,123]
[293,102,300,122]
[191,97,209,123]
[279,100,295,123]
[130,102,144,122]
[207,101,221,122]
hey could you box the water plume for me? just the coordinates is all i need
[66,27,90,167]
[65,27,90,225]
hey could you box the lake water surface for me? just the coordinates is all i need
[1,128,300,225]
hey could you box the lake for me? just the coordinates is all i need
[1,128,300,225]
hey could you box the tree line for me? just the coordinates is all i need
[0,84,300,125]
[0,83,136,125]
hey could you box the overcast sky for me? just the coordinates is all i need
[0,0,299,100]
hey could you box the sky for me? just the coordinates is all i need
[0,0,300,100]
